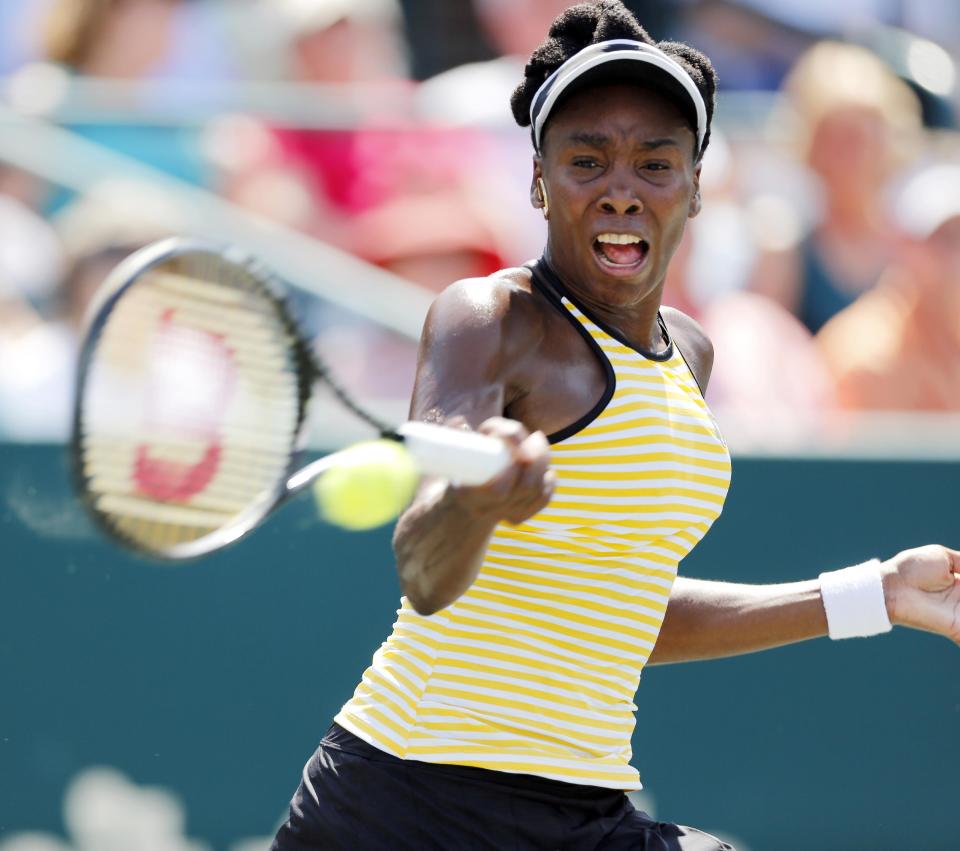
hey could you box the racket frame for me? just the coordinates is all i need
[71,237,321,561]
[72,238,511,561]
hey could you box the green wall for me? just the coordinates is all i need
[1,444,958,849]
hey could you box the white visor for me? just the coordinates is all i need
[529,39,708,157]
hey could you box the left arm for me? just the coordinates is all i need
[653,311,960,663]
[650,546,960,664]
[648,575,826,664]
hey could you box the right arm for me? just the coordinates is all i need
[393,277,555,616]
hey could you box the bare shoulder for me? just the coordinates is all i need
[423,266,546,359]
[412,267,548,424]
[661,306,714,393]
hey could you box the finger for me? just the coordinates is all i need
[513,456,550,504]
[894,545,958,594]
[478,416,529,449]
[527,468,558,514]
[505,441,554,522]
[508,432,550,496]
[541,468,557,502]
[506,480,555,524]
[443,414,470,430]
[453,423,550,520]
[516,430,550,467]
[451,440,526,502]
[943,547,960,573]
[918,545,960,580]
[443,417,528,496]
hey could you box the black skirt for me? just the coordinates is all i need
[271,723,735,851]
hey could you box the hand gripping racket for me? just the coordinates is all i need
[72,237,510,560]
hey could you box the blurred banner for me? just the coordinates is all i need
[1,444,958,850]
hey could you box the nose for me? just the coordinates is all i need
[599,198,643,215]
[597,181,644,216]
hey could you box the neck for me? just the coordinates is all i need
[824,191,883,233]
[541,249,667,354]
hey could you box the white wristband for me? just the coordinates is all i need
[819,559,892,639]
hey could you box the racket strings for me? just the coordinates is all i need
[78,257,305,554]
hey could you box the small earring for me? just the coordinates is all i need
[536,177,549,220]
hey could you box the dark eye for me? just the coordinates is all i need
[642,162,670,171]
[572,158,600,169]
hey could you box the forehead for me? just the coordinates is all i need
[543,83,694,150]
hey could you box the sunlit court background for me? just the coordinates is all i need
[1,1,959,849]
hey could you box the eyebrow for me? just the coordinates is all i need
[640,137,681,150]
[567,131,610,148]
[564,132,681,151]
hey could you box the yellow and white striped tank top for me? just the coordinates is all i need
[336,262,732,790]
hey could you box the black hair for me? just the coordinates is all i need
[510,0,717,159]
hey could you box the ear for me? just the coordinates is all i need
[530,158,545,210]
[688,163,702,219]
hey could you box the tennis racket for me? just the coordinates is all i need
[72,237,511,560]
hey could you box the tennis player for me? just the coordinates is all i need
[272,3,960,848]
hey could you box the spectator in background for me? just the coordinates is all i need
[219,0,518,255]
[0,181,184,440]
[751,41,922,333]
[678,0,813,91]
[218,0,416,242]
[349,191,510,292]
[28,0,213,198]
[38,0,233,83]
[280,0,408,85]
[415,0,577,263]
[418,0,574,127]
[217,0,515,353]
[419,0,681,126]
[0,195,69,441]
[662,133,836,448]
[817,162,960,412]
[0,0,54,74]
[315,188,511,403]
[42,0,181,79]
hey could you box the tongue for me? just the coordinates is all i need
[598,242,644,265]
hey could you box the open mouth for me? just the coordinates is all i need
[592,233,650,272]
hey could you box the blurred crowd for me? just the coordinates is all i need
[1,0,959,447]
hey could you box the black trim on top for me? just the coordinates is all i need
[536,256,674,362]
[526,259,616,445]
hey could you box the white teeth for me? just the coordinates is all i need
[596,233,643,245]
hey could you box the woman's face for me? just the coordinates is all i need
[535,83,701,308]
[807,107,891,195]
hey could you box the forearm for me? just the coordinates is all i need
[647,576,828,664]
[393,480,499,617]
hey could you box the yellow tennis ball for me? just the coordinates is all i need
[313,439,420,530]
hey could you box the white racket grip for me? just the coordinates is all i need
[397,421,512,485]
